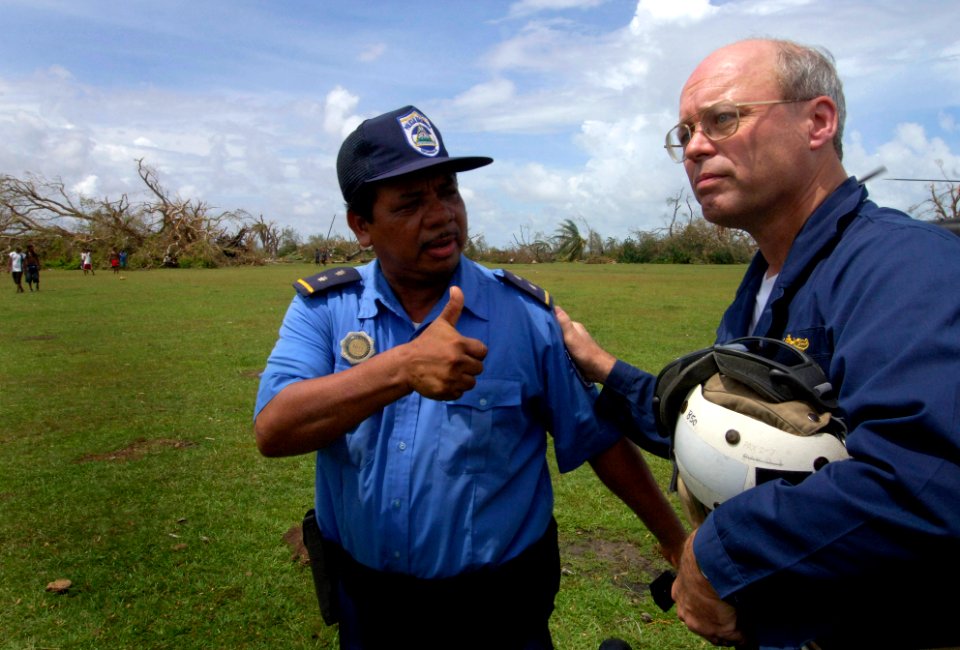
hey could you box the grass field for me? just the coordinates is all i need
[0,262,744,649]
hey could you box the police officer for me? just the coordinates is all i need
[254,105,686,649]
[558,39,960,649]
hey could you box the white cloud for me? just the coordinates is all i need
[485,21,578,73]
[632,0,716,24]
[177,184,200,199]
[940,112,957,133]
[46,64,73,81]
[506,0,607,20]
[358,43,387,63]
[887,123,933,157]
[452,78,516,110]
[741,0,816,16]
[593,56,651,92]
[323,86,362,140]
[72,174,99,197]
[505,162,575,202]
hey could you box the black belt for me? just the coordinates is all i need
[340,517,559,606]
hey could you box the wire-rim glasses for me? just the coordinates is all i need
[664,99,806,163]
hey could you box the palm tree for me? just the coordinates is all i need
[553,218,585,261]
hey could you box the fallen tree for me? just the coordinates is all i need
[0,159,265,268]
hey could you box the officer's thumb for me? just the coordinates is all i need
[438,286,464,328]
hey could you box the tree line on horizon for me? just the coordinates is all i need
[2,161,956,270]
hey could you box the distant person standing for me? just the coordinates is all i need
[24,244,40,292]
[320,248,329,266]
[8,247,25,293]
[314,248,321,265]
[81,250,95,275]
[110,250,121,275]
[119,249,128,269]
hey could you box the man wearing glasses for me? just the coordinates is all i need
[558,38,960,649]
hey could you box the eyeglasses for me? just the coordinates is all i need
[664,99,806,163]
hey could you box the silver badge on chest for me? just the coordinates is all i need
[340,331,375,364]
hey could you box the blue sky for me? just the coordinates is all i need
[1,0,958,247]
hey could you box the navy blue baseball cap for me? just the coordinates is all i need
[336,105,493,204]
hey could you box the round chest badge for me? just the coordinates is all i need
[340,331,375,365]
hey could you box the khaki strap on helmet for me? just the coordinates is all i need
[701,373,839,437]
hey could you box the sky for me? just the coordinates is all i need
[1,0,958,248]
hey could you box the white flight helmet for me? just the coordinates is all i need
[653,337,849,526]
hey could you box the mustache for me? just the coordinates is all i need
[422,230,461,247]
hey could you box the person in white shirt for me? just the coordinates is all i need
[81,250,95,275]
[8,248,25,293]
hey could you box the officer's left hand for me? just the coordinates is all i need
[673,532,745,647]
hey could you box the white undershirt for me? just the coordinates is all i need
[751,272,779,335]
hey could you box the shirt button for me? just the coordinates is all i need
[393,551,400,559]
[392,499,401,509]
[398,441,407,451]
[479,398,488,407]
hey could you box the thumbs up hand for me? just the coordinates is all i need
[405,286,487,400]
[436,284,467,328]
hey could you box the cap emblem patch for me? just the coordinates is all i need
[396,109,440,158]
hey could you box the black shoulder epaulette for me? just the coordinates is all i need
[498,270,554,309]
[293,267,362,297]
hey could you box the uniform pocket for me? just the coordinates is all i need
[438,379,523,475]
[324,421,380,470]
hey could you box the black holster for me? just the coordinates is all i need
[301,508,341,625]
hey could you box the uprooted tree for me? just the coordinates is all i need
[0,159,272,268]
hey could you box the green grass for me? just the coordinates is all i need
[0,263,743,649]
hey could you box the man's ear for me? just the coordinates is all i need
[807,96,838,152]
[346,210,373,249]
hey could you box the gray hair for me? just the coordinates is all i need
[773,40,846,160]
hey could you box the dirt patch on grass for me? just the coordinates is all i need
[565,535,657,571]
[564,532,661,596]
[240,369,263,379]
[76,437,197,463]
[283,524,311,565]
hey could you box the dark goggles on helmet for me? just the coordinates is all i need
[653,337,841,439]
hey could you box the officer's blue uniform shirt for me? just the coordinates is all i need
[256,258,619,579]
[599,178,960,648]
